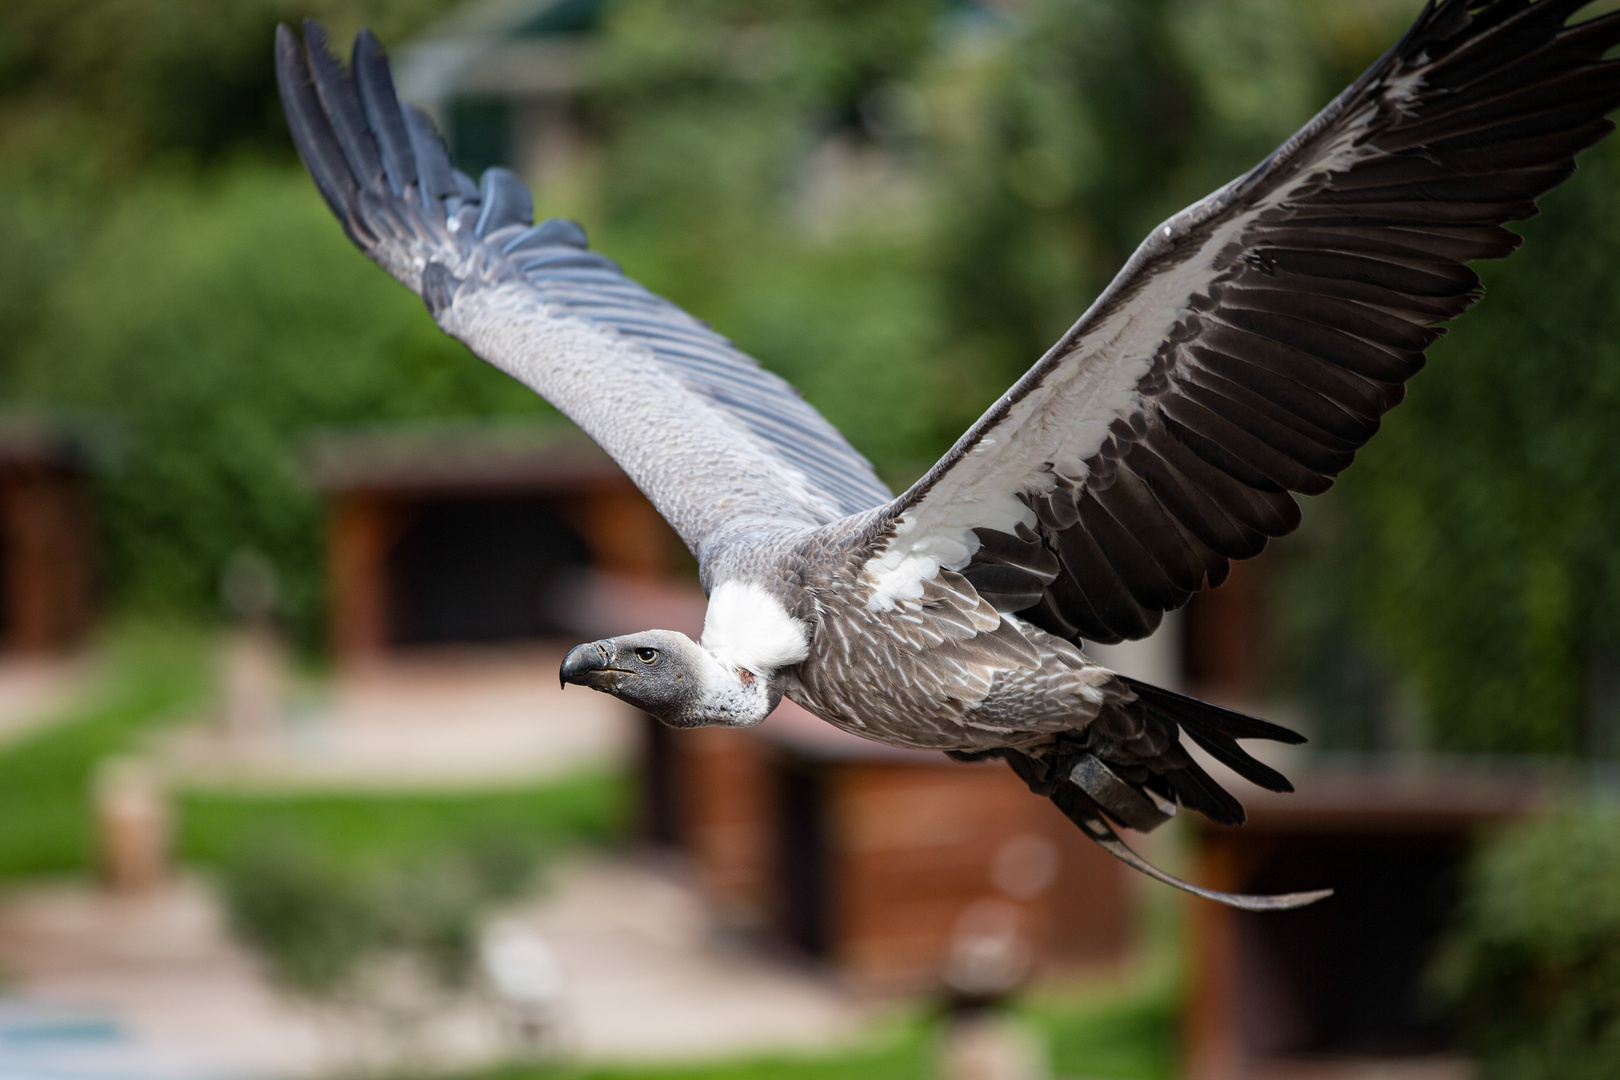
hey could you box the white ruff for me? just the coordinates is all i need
[701,581,810,675]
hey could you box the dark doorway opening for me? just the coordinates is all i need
[0,519,10,647]
[775,758,830,958]
[386,496,589,645]
[639,715,684,847]
[1233,834,1467,1058]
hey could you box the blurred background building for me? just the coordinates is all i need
[0,0,1617,1078]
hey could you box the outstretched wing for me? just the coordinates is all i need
[859,0,1620,643]
[276,23,891,564]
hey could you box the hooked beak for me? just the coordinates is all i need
[560,641,614,689]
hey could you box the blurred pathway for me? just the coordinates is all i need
[161,644,636,791]
[500,853,871,1062]
[0,857,871,1079]
[0,880,324,1080]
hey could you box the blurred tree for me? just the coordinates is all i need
[0,0,463,169]
[0,0,467,391]
[11,166,544,642]
[1430,811,1620,1079]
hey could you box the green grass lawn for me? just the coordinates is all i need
[1024,975,1179,1080]
[176,770,628,873]
[0,622,211,880]
[436,968,1179,1080]
[458,1025,934,1080]
[0,622,626,883]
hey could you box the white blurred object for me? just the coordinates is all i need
[481,924,566,1055]
[989,834,1058,901]
[221,548,279,622]
[939,1010,1049,1080]
[93,757,168,894]
[221,628,284,749]
[942,899,1032,1000]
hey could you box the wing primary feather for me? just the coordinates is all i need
[300,20,383,190]
[351,30,415,196]
[1125,445,1261,563]
[1051,526,1160,641]
[274,26,363,242]
[1074,492,1192,610]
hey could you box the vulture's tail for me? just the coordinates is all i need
[954,679,1332,911]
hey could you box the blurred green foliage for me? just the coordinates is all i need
[190,772,621,995]
[11,166,546,641]
[0,0,464,169]
[184,772,624,993]
[0,622,209,880]
[1429,811,1620,1079]
[1020,975,1177,1079]
[0,0,1617,753]
[218,825,558,994]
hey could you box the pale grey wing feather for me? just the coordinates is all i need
[277,23,891,560]
[859,0,1620,643]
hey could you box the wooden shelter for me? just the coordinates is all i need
[645,703,1134,991]
[0,417,96,652]
[1184,762,1546,1080]
[307,422,684,661]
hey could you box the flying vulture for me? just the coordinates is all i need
[276,0,1620,909]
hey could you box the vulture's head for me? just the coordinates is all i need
[559,629,786,728]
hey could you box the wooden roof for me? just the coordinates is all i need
[304,420,627,496]
[0,414,100,472]
[1194,755,1554,835]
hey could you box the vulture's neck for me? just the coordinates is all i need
[692,580,809,727]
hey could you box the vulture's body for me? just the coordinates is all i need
[277,0,1620,908]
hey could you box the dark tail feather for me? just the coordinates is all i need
[1120,676,1304,743]
[1163,759,1247,825]
[1120,676,1302,794]
[1049,785,1332,912]
[958,746,1331,910]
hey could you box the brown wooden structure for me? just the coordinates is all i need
[0,418,96,652]
[1183,559,1262,705]
[1184,762,1546,1080]
[645,702,1134,991]
[307,422,683,661]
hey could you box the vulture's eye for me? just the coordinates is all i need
[635,647,659,664]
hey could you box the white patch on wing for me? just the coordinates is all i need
[863,487,1033,611]
[861,342,1144,611]
[701,581,810,675]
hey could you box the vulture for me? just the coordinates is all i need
[276,0,1620,910]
